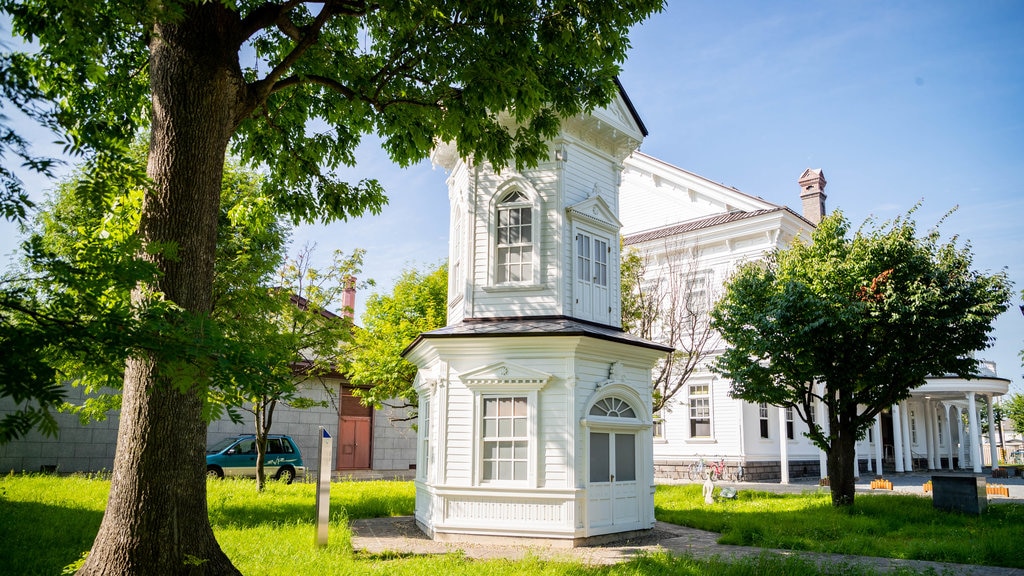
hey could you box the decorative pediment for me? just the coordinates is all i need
[460,361,552,392]
[566,194,621,233]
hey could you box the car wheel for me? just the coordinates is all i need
[207,466,224,479]
[275,466,295,484]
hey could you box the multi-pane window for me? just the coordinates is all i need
[589,397,635,418]
[759,403,770,439]
[421,397,431,478]
[785,406,795,440]
[910,410,917,444]
[684,269,713,312]
[688,383,711,438]
[937,413,944,444]
[576,233,608,286]
[496,190,533,283]
[451,210,463,295]
[652,409,665,440]
[482,396,528,481]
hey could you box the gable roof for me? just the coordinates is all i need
[614,77,648,137]
[623,206,813,246]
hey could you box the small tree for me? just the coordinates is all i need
[621,243,720,413]
[711,210,1011,506]
[1004,394,1024,441]
[347,261,447,413]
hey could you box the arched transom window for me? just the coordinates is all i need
[496,189,533,284]
[589,397,636,418]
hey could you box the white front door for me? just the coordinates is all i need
[587,430,639,534]
[575,231,610,324]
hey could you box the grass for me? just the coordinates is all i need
[655,484,1024,568]
[1,473,1016,576]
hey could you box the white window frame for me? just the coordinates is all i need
[688,383,712,439]
[450,206,464,303]
[652,408,665,442]
[495,189,534,285]
[759,402,770,439]
[480,395,529,482]
[785,406,795,440]
[419,395,431,481]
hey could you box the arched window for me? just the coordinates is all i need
[496,189,533,283]
[589,397,636,418]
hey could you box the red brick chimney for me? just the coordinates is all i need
[341,276,356,320]
[798,168,827,225]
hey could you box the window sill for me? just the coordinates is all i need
[483,283,547,293]
[686,438,717,444]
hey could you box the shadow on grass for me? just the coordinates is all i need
[654,484,1024,569]
[0,499,102,576]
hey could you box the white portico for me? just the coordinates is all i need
[405,84,671,544]
[860,362,1010,476]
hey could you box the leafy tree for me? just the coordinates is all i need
[1004,394,1024,441]
[1,148,157,441]
[621,243,720,413]
[2,2,661,572]
[213,246,368,491]
[347,261,447,412]
[711,210,1012,506]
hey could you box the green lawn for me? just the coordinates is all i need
[655,484,1024,568]
[2,473,1018,575]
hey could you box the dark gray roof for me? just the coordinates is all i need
[403,316,673,356]
[623,207,811,246]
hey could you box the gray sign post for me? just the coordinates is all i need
[315,427,332,546]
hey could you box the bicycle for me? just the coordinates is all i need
[708,456,728,481]
[686,457,708,481]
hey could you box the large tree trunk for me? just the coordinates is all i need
[827,429,858,506]
[79,7,243,575]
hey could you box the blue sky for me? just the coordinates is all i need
[3,2,1022,391]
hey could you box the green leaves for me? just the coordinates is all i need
[711,209,1013,503]
[347,261,448,409]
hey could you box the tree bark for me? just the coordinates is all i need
[79,6,243,575]
[827,429,858,506]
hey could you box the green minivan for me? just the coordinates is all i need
[206,434,305,483]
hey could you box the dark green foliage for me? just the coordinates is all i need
[348,261,448,410]
[711,210,1013,505]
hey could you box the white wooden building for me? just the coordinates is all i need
[620,156,1012,481]
[406,84,671,544]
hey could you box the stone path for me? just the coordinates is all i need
[351,516,1024,575]
[350,471,1024,575]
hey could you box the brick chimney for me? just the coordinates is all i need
[341,276,357,320]
[798,168,827,225]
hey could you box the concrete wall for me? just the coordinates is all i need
[1,379,417,475]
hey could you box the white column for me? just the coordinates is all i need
[923,400,935,470]
[873,415,884,475]
[900,401,913,471]
[988,394,999,470]
[892,404,905,473]
[944,404,955,471]
[967,393,982,473]
[956,406,966,469]
[779,406,789,484]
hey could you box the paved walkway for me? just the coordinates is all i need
[350,471,1024,575]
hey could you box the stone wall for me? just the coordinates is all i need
[371,401,417,471]
[654,459,823,482]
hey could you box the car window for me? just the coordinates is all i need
[268,439,283,454]
[207,437,238,454]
